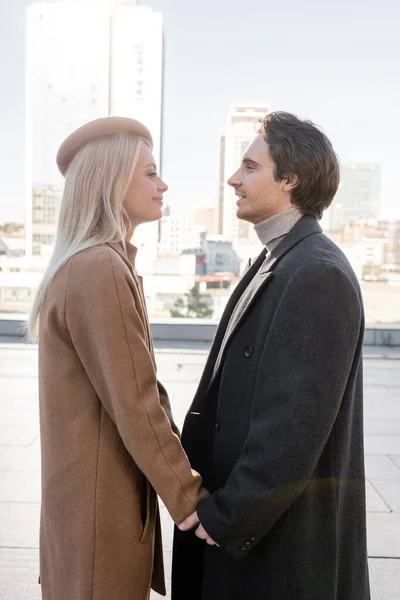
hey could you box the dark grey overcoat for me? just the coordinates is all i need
[172,216,370,600]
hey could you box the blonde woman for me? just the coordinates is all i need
[29,117,204,600]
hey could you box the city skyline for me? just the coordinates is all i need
[1,0,400,223]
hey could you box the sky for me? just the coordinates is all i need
[0,0,399,223]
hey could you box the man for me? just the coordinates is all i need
[172,112,370,599]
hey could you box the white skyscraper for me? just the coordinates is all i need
[110,5,163,164]
[158,215,201,256]
[25,0,163,258]
[221,104,271,244]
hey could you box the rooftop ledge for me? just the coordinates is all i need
[0,313,400,347]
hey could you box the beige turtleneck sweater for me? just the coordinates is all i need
[253,207,303,254]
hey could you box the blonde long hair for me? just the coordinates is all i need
[27,133,149,341]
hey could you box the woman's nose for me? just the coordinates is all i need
[159,179,168,192]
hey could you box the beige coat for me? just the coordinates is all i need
[38,241,202,600]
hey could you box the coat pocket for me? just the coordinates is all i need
[140,479,156,544]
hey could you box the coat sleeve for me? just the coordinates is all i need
[197,262,363,559]
[158,379,181,437]
[65,247,202,525]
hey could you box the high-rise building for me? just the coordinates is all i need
[195,208,217,235]
[221,103,271,242]
[329,164,382,232]
[25,1,110,255]
[158,215,201,255]
[25,0,163,258]
[32,184,62,254]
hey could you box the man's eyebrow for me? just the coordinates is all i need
[242,157,261,167]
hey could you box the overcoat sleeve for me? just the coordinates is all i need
[65,247,202,525]
[197,263,363,559]
[157,379,181,437]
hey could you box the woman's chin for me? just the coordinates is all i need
[151,207,163,221]
[147,203,163,221]
[132,210,163,226]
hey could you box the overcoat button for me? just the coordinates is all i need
[240,546,247,552]
[243,345,253,358]
[215,421,221,432]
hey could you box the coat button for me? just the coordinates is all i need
[215,421,221,432]
[243,345,253,358]
[240,546,247,552]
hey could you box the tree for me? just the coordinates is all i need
[170,284,213,318]
[170,297,186,318]
[0,222,24,235]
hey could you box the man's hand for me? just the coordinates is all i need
[179,511,218,546]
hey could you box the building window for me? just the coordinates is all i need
[33,234,55,245]
[4,288,33,302]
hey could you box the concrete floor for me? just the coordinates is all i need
[0,345,399,599]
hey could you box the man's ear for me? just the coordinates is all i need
[283,173,299,193]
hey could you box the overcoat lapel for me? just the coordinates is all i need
[189,248,268,408]
[209,256,277,387]
[191,216,323,404]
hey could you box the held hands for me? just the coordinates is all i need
[178,509,219,547]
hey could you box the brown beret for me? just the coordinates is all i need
[56,116,153,176]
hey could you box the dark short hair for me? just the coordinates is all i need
[257,112,340,219]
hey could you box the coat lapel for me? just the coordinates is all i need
[219,216,322,351]
[215,248,268,334]
[208,255,277,389]
[106,242,156,364]
[190,248,268,406]
[218,256,277,350]
[106,241,137,276]
[195,216,323,399]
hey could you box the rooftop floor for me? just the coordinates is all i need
[0,345,399,599]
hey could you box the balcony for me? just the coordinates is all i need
[0,340,400,598]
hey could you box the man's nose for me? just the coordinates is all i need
[227,170,241,187]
